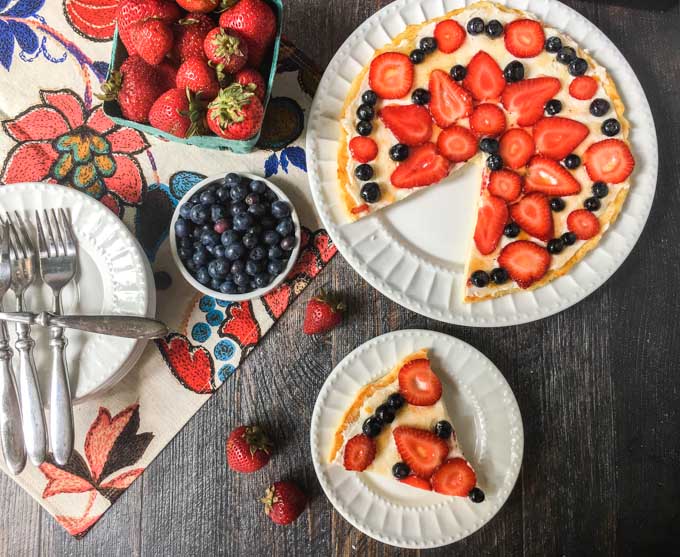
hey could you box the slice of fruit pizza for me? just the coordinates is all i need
[330,350,485,502]
[337,1,635,302]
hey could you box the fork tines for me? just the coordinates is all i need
[35,209,76,259]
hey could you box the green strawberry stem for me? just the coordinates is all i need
[95,70,122,101]
[181,88,208,138]
[315,288,346,313]
[210,28,244,64]
[208,83,255,130]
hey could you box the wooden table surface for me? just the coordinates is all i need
[1,1,678,555]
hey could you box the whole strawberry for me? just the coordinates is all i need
[204,28,248,77]
[206,83,263,140]
[219,0,276,67]
[130,18,173,65]
[303,289,345,335]
[157,60,178,90]
[234,67,265,100]
[172,13,214,63]
[149,88,205,138]
[226,425,273,473]
[176,0,222,12]
[261,481,307,525]
[116,0,180,56]
[176,57,220,100]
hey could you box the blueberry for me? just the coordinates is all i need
[184,259,197,272]
[199,190,216,205]
[195,267,210,285]
[556,46,576,64]
[249,246,267,261]
[260,216,276,230]
[237,285,248,294]
[280,236,296,251]
[409,48,425,64]
[375,404,395,424]
[479,137,499,154]
[411,88,430,105]
[362,90,378,105]
[562,231,577,246]
[225,172,241,186]
[545,36,562,53]
[249,279,258,290]
[392,462,410,479]
[360,182,381,203]
[563,154,581,169]
[504,222,520,237]
[220,279,238,294]
[174,218,191,238]
[550,197,566,212]
[254,273,271,289]
[356,120,372,136]
[420,36,437,53]
[230,202,247,216]
[545,99,562,116]
[268,246,285,259]
[263,230,280,246]
[209,278,222,292]
[233,213,253,231]
[225,243,245,260]
[216,187,230,202]
[592,181,609,198]
[387,392,405,409]
[213,245,226,258]
[221,229,240,246]
[208,259,227,279]
[485,19,503,38]
[491,267,509,284]
[547,238,564,254]
[362,417,382,437]
[389,144,409,161]
[504,60,524,83]
[584,196,601,211]
[178,247,192,261]
[190,204,208,225]
[245,193,260,206]
[192,246,208,266]
[179,203,193,219]
[470,270,490,287]
[189,193,201,205]
[248,203,267,217]
[469,487,485,503]
[179,237,193,249]
[265,189,278,202]
[249,179,266,194]
[590,98,610,117]
[450,64,466,81]
[210,205,226,222]
[204,244,215,255]
[231,260,245,275]
[200,230,220,247]
[271,200,291,219]
[486,154,503,171]
[434,420,453,438]
[602,118,620,136]
[233,271,249,287]
[230,182,248,202]
[246,225,262,237]
[267,259,284,276]
[354,164,373,181]
[245,259,263,276]
[356,103,374,121]
[276,218,294,237]
[213,218,230,234]
[242,233,258,249]
[467,17,484,35]
[568,57,588,76]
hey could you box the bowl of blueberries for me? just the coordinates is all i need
[170,172,301,301]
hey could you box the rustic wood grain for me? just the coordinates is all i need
[0,1,679,555]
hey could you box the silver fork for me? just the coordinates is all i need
[1,213,47,465]
[36,209,76,466]
[0,223,26,474]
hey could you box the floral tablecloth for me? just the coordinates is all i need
[0,0,335,537]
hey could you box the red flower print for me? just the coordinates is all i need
[1,89,149,216]
[63,0,119,42]
[39,403,153,538]
[219,302,261,350]
[155,333,216,394]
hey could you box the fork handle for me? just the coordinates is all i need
[0,322,26,474]
[48,325,73,466]
[15,322,47,466]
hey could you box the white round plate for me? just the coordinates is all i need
[306,0,658,326]
[0,182,151,401]
[310,330,524,548]
[169,173,302,302]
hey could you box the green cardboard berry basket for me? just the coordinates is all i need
[102,0,283,154]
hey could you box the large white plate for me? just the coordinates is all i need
[306,0,658,326]
[310,329,524,548]
[0,182,151,401]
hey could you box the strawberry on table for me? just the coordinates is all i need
[434,19,466,53]
[349,136,378,163]
[393,426,448,479]
[219,0,277,67]
[488,169,522,202]
[149,88,206,137]
[431,458,477,496]
[567,209,601,240]
[173,13,214,63]
[204,27,249,77]
[116,0,180,56]
[501,77,561,126]
[429,69,473,127]
[226,425,273,473]
[234,67,266,100]
[390,143,450,189]
[498,240,551,288]
[474,194,508,255]
[525,156,582,196]
[379,104,432,146]
[206,83,264,139]
[510,192,554,241]
[261,481,307,525]
[504,19,545,58]
[462,51,505,101]
[369,52,414,100]
[499,128,535,170]
[130,18,173,65]
[343,434,376,471]
[176,57,220,100]
[533,117,589,160]
[302,289,345,334]
[569,76,598,100]
[469,103,506,137]
[584,139,635,183]
[176,0,221,12]
[399,475,432,491]
[398,358,442,406]
[437,125,478,163]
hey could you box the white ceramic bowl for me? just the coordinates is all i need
[169,173,301,302]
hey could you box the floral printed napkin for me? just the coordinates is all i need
[0,0,335,537]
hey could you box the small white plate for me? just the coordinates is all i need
[169,173,302,302]
[310,329,524,548]
[306,0,658,326]
[0,182,151,401]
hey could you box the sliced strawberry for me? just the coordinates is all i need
[349,136,378,163]
[379,104,433,146]
[584,139,635,184]
[434,19,466,53]
[463,51,505,101]
[504,19,545,58]
[498,240,551,288]
[431,458,477,496]
[533,117,589,160]
[510,192,554,241]
[393,426,449,479]
[398,358,442,405]
[525,156,582,196]
[499,128,535,169]
[369,52,414,100]
[488,169,522,202]
[428,69,473,128]
[501,77,561,126]
[343,434,376,471]
[390,143,450,189]
[474,194,508,255]
[399,475,432,491]
[567,209,601,240]
[569,76,598,100]
[437,125,478,163]
[469,103,506,137]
